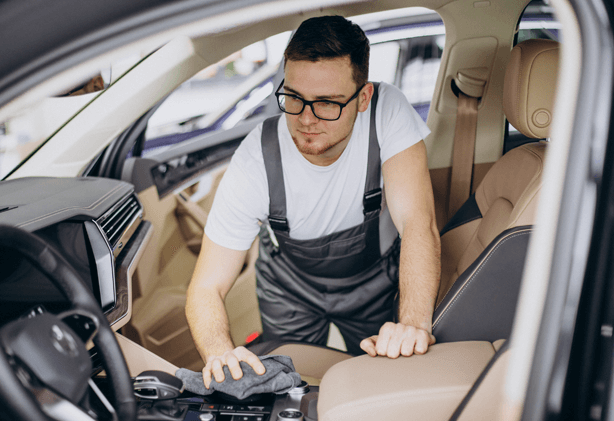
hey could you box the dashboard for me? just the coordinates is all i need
[0,176,151,335]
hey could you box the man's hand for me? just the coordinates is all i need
[202,346,266,388]
[360,322,436,358]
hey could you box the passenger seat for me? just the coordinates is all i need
[433,39,559,342]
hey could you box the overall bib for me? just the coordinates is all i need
[255,84,401,355]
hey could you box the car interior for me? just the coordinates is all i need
[0,0,578,420]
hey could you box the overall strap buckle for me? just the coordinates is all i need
[363,188,382,215]
[268,216,289,232]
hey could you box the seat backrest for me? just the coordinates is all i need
[433,39,559,342]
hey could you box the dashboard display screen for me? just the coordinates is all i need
[0,222,113,326]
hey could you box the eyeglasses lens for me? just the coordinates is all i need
[278,95,341,120]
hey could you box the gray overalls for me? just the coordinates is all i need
[255,84,401,355]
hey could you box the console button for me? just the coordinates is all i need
[277,409,304,421]
[201,403,219,411]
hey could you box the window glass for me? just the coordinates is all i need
[142,9,446,155]
[0,53,142,179]
[399,34,445,121]
[369,42,401,86]
[366,13,445,123]
[142,32,291,156]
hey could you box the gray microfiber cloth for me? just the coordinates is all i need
[175,355,302,400]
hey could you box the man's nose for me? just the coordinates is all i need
[298,104,319,125]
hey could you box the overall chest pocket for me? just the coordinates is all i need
[282,232,367,260]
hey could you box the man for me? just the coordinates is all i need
[186,15,440,388]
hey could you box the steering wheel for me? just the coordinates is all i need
[0,225,136,420]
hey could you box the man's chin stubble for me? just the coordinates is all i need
[292,136,335,156]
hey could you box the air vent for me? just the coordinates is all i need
[96,194,142,252]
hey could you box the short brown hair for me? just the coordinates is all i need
[284,15,369,87]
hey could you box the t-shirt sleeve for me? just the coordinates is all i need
[376,82,431,164]
[204,125,269,250]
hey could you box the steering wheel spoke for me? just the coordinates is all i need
[58,309,101,345]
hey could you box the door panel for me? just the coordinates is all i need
[124,166,263,370]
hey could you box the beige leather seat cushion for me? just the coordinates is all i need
[263,344,352,385]
[317,341,500,421]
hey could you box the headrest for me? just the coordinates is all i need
[503,39,560,139]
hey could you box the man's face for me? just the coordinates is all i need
[282,57,372,166]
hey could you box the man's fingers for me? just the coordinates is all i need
[204,347,265,386]
[360,336,378,357]
[202,364,213,389]
[384,326,405,359]
[372,322,436,358]
[412,330,436,354]
[226,354,243,380]
[210,359,226,383]
[400,336,416,357]
[414,334,429,354]
[243,353,266,375]
[234,346,266,376]
[375,324,395,356]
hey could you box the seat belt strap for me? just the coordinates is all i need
[448,91,479,218]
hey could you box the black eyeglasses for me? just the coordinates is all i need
[274,79,365,121]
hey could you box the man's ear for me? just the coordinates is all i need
[357,82,374,112]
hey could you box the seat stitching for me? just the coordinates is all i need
[509,185,542,228]
[433,229,531,329]
[515,44,524,131]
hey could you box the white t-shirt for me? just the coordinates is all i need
[205,82,430,250]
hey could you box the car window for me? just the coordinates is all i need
[141,32,291,156]
[398,34,445,122]
[0,54,142,179]
[140,9,446,156]
[370,42,401,86]
[364,13,445,123]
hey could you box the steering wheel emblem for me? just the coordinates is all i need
[50,324,79,358]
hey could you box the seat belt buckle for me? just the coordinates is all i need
[363,188,382,215]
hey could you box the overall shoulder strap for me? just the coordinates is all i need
[261,114,289,232]
[363,82,382,217]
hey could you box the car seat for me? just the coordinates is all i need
[433,38,559,343]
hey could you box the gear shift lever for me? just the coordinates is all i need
[134,370,184,400]
[134,371,187,421]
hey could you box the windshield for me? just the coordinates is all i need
[0,54,143,179]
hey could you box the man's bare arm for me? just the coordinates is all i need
[361,140,441,358]
[186,234,265,386]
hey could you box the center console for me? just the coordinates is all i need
[137,381,318,421]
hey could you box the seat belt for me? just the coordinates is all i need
[448,69,487,219]
[448,92,479,218]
